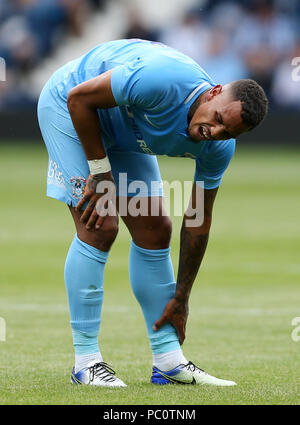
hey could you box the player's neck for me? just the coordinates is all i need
[187,90,209,124]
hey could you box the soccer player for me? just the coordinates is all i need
[38,39,268,387]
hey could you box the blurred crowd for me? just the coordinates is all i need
[0,0,300,111]
[0,0,106,109]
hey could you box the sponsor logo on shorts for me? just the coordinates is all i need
[47,160,66,189]
[70,176,86,200]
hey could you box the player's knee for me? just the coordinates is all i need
[149,216,172,247]
[102,216,119,235]
[98,217,119,247]
[80,216,119,251]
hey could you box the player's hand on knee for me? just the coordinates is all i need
[76,172,116,230]
[153,297,189,345]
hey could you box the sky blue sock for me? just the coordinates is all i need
[129,240,180,354]
[64,234,108,355]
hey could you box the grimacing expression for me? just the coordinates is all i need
[188,85,250,142]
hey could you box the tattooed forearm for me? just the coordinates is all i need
[175,224,210,302]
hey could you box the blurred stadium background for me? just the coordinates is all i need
[0,0,300,141]
[0,0,299,405]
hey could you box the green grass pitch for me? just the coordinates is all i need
[0,143,299,405]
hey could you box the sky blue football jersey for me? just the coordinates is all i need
[49,39,236,189]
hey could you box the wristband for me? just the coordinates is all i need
[88,157,111,175]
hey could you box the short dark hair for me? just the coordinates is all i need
[229,79,268,130]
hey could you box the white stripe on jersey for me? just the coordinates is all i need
[184,82,211,105]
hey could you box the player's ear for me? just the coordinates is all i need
[206,84,223,101]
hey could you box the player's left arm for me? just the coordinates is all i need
[153,184,218,344]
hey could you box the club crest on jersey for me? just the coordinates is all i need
[71,177,86,199]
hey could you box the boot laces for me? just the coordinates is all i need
[89,362,117,383]
[184,361,206,374]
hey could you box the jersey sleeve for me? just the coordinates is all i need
[110,55,196,110]
[194,139,236,189]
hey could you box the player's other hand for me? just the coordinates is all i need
[75,171,116,230]
[153,297,189,345]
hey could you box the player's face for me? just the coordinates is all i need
[188,85,250,142]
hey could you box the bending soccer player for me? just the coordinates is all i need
[38,39,268,387]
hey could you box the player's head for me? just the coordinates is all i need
[188,79,268,142]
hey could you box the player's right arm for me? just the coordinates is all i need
[153,141,236,343]
[67,69,117,229]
